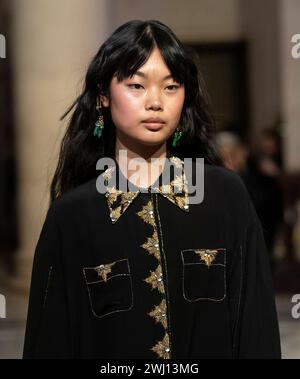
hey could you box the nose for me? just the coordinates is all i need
[145,87,163,112]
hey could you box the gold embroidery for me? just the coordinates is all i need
[141,230,161,261]
[151,332,171,359]
[101,161,183,357]
[144,265,165,294]
[106,185,139,223]
[170,156,182,169]
[136,197,170,358]
[151,160,189,212]
[172,174,185,192]
[148,299,167,329]
[94,262,116,282]
[101,156,189,224]
[106,186,121,203]
[137,201,156,226]
[110,208,122,223]
[157,183,172,195]
[195,249,220,267]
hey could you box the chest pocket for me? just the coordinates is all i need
[181,248,226,302]
[83,258,133,318]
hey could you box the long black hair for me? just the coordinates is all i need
[50,19,222,202]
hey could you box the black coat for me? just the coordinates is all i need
[23,156,281,359]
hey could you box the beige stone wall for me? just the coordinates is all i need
[240,0,282,143]
[279,0,300,172]
[11,0,110,291]
[110,0,242,42]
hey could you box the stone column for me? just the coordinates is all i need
[239,0,281,143]
[279,0,300,172]
[10,0,110,292]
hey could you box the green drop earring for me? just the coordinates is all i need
[172,126,183,148]
[93,96,104,138]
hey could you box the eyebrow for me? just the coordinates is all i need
[132,71,174,81]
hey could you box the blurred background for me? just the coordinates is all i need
[0,0,300,359]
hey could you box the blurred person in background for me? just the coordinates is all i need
[216,129,284,271]
[243,128,284,271]
[215,131,249,174]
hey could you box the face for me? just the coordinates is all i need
[101,47,185,148]
[260,135,278,156]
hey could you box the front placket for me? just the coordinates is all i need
[136,188,171,359]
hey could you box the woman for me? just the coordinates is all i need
[23,19,281,359]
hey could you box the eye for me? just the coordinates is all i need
[128,84,143,90]
[166,85,180,91]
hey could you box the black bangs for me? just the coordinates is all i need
[113,42,155,82]
[152,27,188,85]
[106,20,186,85]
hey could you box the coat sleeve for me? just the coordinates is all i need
[23,203,72,358]
[229,197,281,359]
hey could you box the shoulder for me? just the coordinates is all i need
[48,176,100,220]
[204,163,248,196]
[176,156,250,206]
[185,159,249,199]
[208,164,259,224]
[201,163,255,223]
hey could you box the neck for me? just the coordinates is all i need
[115,136,168,189]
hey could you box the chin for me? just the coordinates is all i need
[138,136,168,147]
[139,131,170,144]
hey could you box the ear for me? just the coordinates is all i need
[100,94,110,108]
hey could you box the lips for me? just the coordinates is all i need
[142,117,165,131]
[142,122,164,131]
[142,117,165,124]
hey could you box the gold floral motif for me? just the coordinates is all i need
[106,188,139,223]
[172,174,185,192]
[101,157,190,224]
[141,230,161,261]
[148,299,167,329]
[137,201,156,226]
[195,249,220,267]
[156,183,171,195]
[144,265,165,294]
[137,200,168,355]
[151,162,189,212]
[110,208,122,222]
[169,156,182,169]
[151,332,171,359]
[106,186,122,203]
[94,262,116,282]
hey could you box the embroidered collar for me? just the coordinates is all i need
[101,156,189,223]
